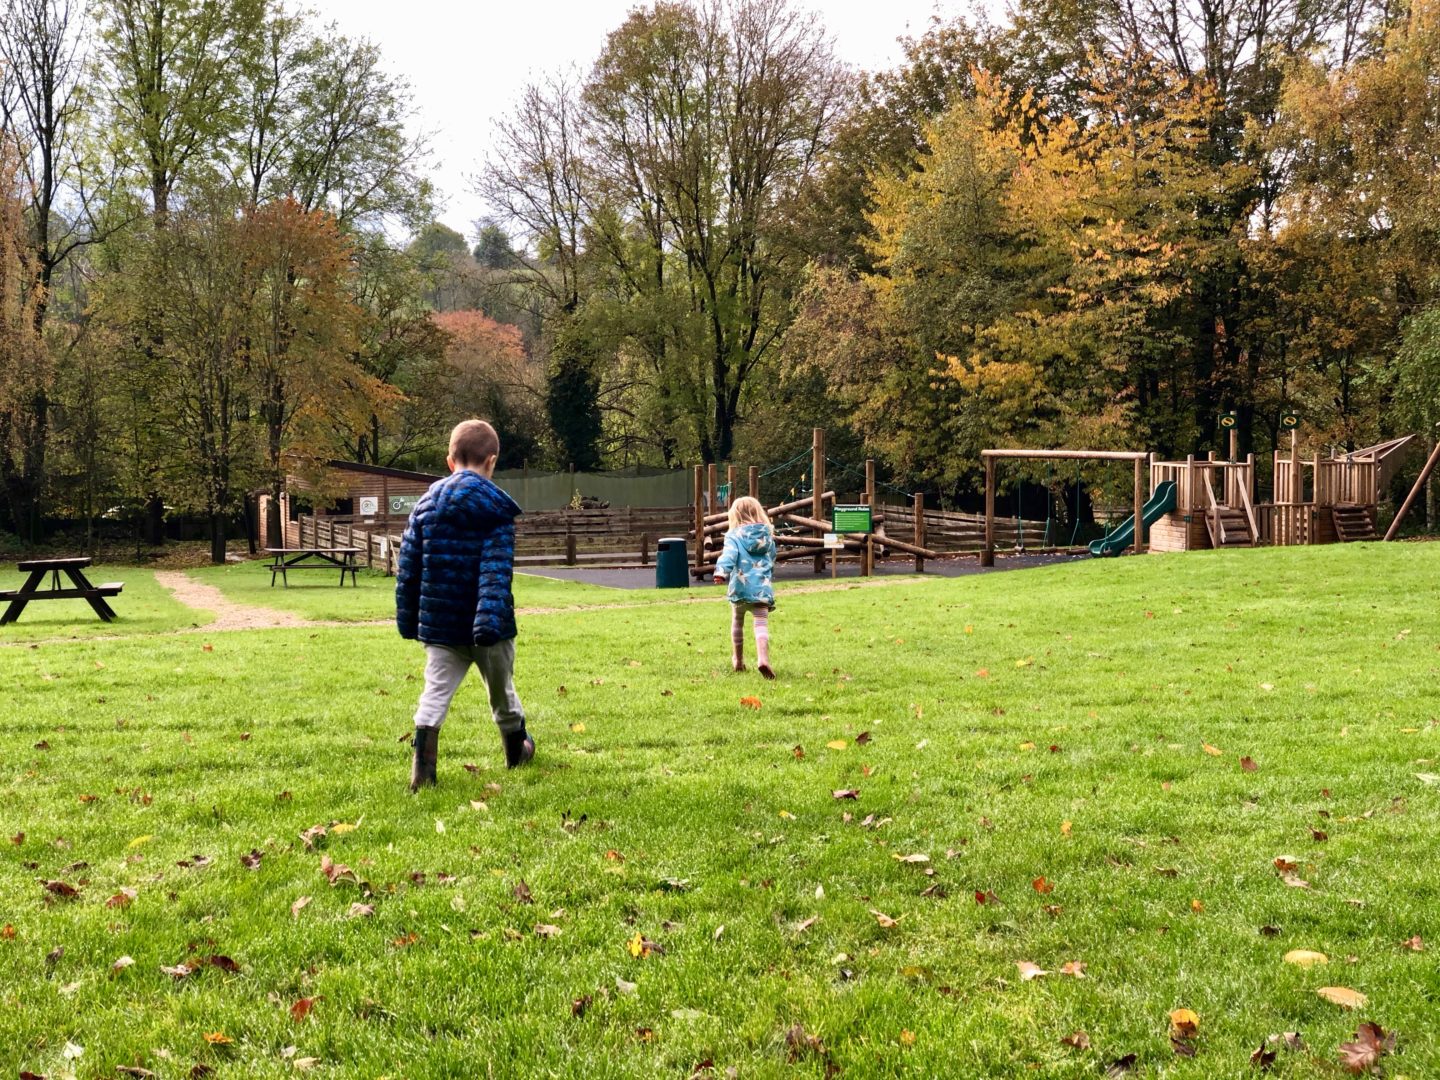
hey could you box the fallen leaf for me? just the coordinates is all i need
[1337,1021,1395,1075]
[1202,743,1223,756]
[1061,820,1072,836]
[570,723,586,733]
[899,1029,916,1046]
[291,896,312,919]
[826,739,848,750]
[1169,1008,1200,1039]
[1280,872,1310,889]
[42,880,80,900]
[615,975,637,994]
[112,955,135,973]
[106,887,138,909]
[832,789,860,800]
[792,745,804,760]
[290,997,319,1021]
[1191,898,1205,913]
[1401,935,1424,952]
[1249,1042,1277,1070]
[869,908,902,928]
[793,916,818,934]
[1105,1052,1138,1076]
[534,923,562,938]
[634,1027,654,1042]
[627,931,664,957]
[1016,960,1047,981]
[202,1032,231,1045]
[1032,876,1054,894]
[240,849,264,871]
[571,994,592,1017]
[1284,949,1328,967]
[1059,961,1086,978]
[1,924,15,939]
[1316,986,1367,1009]
[1061,1031,1091,1050]
[346,902,374,919]
[202,955,240,973]
[740,696,762,710]
[855,731,872,745]
[1240,756,1258,772]
[893,853,929,864]
[974,889,999,905]
[390,932,419,948]
[513,879,533,904]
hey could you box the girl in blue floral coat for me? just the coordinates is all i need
[714,496,777,679]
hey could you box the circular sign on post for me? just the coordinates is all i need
[1280,412,1300,430]
[1218,412,1238,431]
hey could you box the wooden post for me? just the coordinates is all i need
[863,459,876,577]
[1229,425,1238,464]
[812,428,825,573]
[565,533,577,566]
[1185,455,1195,550]
[1385,437,1440,540]
[693,465,704,573]
[981,457,995,567]
[707,463,717,522]
[1291,429,1301,504]
[726,464,737,507]
[1132,456,1145,554]
[748,466,758,500]
[640,533,650,566]
[913,493,925,573]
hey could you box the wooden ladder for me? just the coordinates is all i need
[1331,504,1378,542]
[1202,471,1256,548]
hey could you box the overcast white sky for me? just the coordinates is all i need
[304,0,985,242]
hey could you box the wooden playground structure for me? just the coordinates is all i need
[979,432,1416,559]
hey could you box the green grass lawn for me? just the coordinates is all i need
[0,566,212,643]
[3,543,1439,1077]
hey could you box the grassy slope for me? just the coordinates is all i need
[0,567,211,643]
[1,544,1438,1078]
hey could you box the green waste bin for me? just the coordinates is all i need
[655,537,690,589]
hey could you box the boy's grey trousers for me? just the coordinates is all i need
[413,640,525,733]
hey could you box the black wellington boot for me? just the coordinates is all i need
[502,727,535,769]
[410,726,439,792]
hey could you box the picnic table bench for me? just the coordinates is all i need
[265,547,361,587]
[1,557,123,624]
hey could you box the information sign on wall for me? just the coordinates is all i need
[359,496,379,516]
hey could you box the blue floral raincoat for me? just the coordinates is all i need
[715,522,777,608]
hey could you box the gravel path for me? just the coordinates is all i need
[152,570,316,630]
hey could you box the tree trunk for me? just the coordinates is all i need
[210,511,227,564]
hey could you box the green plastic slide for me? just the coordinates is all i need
[1088,480,1178,557]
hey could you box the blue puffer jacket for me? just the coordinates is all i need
[715,522,777,607]
[395,470,523,646]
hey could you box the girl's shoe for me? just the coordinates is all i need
[758,664,775,680]
[503,727,536,768]
[410,727,439,792]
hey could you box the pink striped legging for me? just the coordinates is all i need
[730,602,771,670]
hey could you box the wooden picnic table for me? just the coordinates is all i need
[265,547,362,587]
[1,557,124,624]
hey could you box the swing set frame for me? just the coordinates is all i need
[981,449,1149,567]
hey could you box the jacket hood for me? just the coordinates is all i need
[733,521,772,554]
[431,470,522,524]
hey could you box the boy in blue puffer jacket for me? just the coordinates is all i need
[396,419,534,791]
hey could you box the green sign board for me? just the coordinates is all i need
[389,494,420,516]
[1218,412,1238,430]
[1280,411,1301,430]
[832,504,873,534]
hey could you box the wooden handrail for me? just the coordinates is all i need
[1202,471,1224,547]
[1237,477,1259,543]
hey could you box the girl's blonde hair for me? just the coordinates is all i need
[727,495,771,531]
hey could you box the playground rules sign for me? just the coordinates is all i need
[832,505,873,534]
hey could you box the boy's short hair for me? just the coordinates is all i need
[449,419,500,467]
